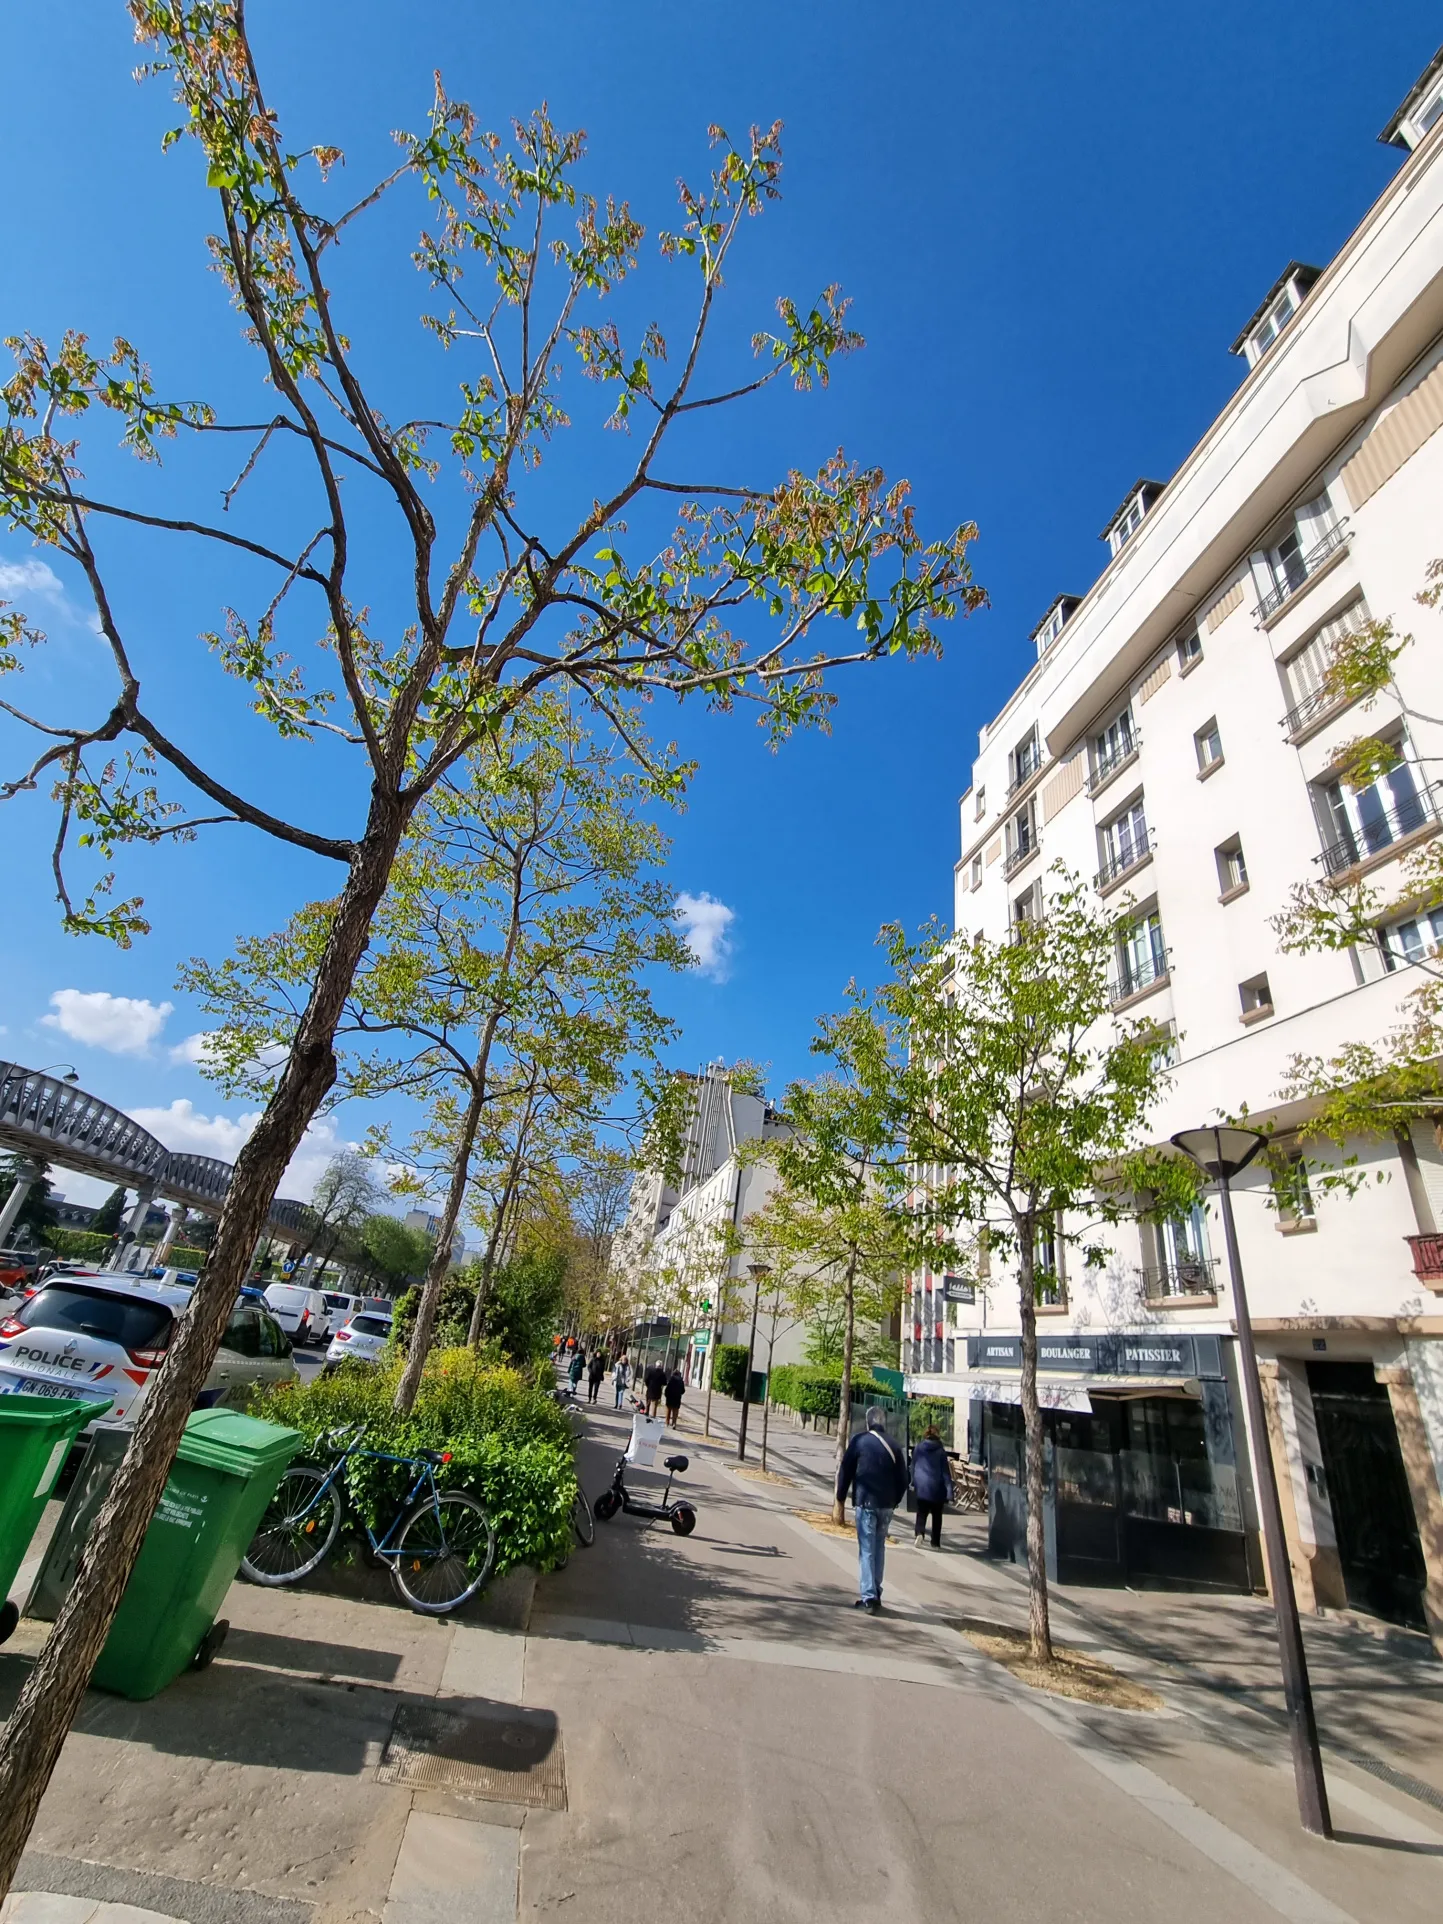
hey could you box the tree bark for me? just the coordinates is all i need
[0,798,406,1899]
[1018,1213,1053,1665]
[394,1075,486,1412]
[831,1250,859,1523]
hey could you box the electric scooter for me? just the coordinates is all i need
[594,1448,697,1535]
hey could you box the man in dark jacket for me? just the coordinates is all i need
[836,1407,909,1613]
[643,1359,667,1417]
[910,1425,955,1548]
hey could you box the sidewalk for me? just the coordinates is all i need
[690,1388,1443,1813]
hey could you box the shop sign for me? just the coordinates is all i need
[966,1332,1223,1380]
[942,1275,976,1304]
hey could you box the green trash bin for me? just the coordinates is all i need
[87,1408,301,1699]
[0,1392,113,1645]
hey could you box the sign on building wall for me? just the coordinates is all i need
[966,1332,1223,1379]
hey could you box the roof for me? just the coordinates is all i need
[1098,478,1168,543]
[1379,43,1443,148]
[1027,592,1083,645]
[1229,262,1322,357]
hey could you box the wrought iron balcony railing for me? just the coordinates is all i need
[1315,786,1438,879]
[1086,735,1140,796]
[1096,829,1152,892]
[1109,947,1170,1006]
[1256,522,1348,621]
[1142,1256,1219,1301]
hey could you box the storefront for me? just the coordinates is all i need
[957,1331,1258,1594]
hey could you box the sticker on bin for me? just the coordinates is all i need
[34,1438,69,1499]
[625,1415,666,1467]
[157,1487,209,1533]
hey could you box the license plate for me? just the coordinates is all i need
[0,1374,108,1402]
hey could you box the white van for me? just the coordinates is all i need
[321,1289,365,1333]
[262,1282,331,1346]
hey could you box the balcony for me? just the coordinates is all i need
[1007,751,1045,800]
[1142,1257,1219,1303]
[1315,785,1439,879]
[1096,830,1153,896]
[1405,1233,1443,1288]
[1086,735,1141,799]
[1003,834,1040,879]
[1256,522,1349,622]
[1109,948,1170,1009]
[1281,680,1350,744]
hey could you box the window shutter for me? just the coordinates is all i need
[1139,655,1171,702]
[1042,750,1085,822]
[985,836,1002,867]
[1340,358,1443,510]
[1205,579,1244,631]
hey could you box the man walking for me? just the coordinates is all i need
[643,1357,667,1418]
[836,1407,908,1614]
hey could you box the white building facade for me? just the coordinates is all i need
[909,51,1443,1649]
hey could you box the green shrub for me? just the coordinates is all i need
[167,1245,208,1270]
[250,1346,576,1576]
[907,1396,955,1448]
[767,1364,892,1420]
[42,1229,112,1261]
[710,1343,751,1398]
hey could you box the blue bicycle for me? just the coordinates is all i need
[240,1423,496,1615]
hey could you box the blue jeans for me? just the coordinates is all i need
[855,1503,893,1602]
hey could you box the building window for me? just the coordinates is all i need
[1195,718,1223,773]
[1272,1152,1315,1231]
[1380,909,1443,971]
[1099,799,1149,888]
[1114,909,1167,1002]
[1004,800,1039,875]
[975,785,986,821]
[1034,1218,1065,1307]
[1148,1203,1214,1298]
[1012,881,1042,928]
[1216,837,1248,897]
[1010,728,1042,793]
[1146,1020,1180,1070]
[1090,708,1136,788]
[1176,626,1202,672]
[1253,493,1344,620]
[1239,973,1273,1022]
[1313,739,1433,878]
[1280,598,1371,738]
[970,854,983,890]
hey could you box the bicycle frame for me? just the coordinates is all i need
[299,1433,446,1564]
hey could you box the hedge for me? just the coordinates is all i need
[767,1363,893,1420]
[42,1229,112,1261]
[250,1346,577,1576]
[167,1246,208,1270]
[710,1343,751,1398]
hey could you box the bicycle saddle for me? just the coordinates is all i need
[663,1454,688,1472]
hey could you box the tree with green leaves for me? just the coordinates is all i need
[0,11,982,1876]
[882,877,1200,1663]
[360,1214,433,1292]
[89,1186,128,1238]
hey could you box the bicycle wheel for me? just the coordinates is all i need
[389,1490,497,1615]
[241,1467,343,1585]
[572,1486,596,1548]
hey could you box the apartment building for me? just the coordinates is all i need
[908,48,1443,1649]
[612,1063,801,1385]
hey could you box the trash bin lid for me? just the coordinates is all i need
[0,1392,113,1432]
[177,1407,301,1475]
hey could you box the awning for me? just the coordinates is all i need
[916,1370,1201,1412]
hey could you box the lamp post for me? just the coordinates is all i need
[1171,1125,1331,1838]
[736,1261,771,1461]
[33,1064,81,1083]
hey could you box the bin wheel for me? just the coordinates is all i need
[0,1600,18,1647]
[192,1618,229,1670]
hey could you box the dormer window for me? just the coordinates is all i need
[1231,263,1322,368]
[1379,47,1443,152]
[1100,480,1165,558]
[1030,593,1082,659]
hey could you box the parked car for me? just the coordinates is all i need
[361,1296,394,1316]
[321,1289,365,1332]
[262,1282,332,1346]
[0,1249,41,1292]
[0,1276,297,1430]
[324,1310,394,1368]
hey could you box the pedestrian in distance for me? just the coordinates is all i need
[612,1353,630,1408]
[663,1364,686,1428]
[643,1358,667,1418]
[836,1407,909,1615]
[910,1425,954,1549]
[568,1348,585,1391]
[587,1352,607,1403]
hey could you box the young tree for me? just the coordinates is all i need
[0,13,979,1871]
[89,1186,128,1237]
[300,1150,381,1283]
[883,880,1198,1663]
[360,1214,432,1292]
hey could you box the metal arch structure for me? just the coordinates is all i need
[0,1060,313,1239]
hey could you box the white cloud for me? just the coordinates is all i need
[169,1031,217,1067]
[44,989,173,1056]
[674,891,736,981]
[128,1099,358,1205]
[0,557,67,604]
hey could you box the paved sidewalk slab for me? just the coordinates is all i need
[382,1813,516,1924]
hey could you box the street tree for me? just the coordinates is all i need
[883,880,1199,1663]
[301,1150,382,1283]
[360,1214,432,1291]
[0,9,980,1868]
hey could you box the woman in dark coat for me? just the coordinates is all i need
[910,1425,955,1548]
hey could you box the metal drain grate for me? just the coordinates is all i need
[377,1703,567,1809]
[1335,1746,1443,1817]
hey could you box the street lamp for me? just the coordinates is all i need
[736,1261,772,1462]
[1172,1124,1331,1839]
[33,1064,80,1083]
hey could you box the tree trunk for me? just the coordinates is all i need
[831,1251,859,1523]
[394,1077,486,1412]
[1018,1214,1053,1665]
[0,800,406,1899]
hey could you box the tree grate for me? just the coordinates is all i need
[376,1702,567,1809]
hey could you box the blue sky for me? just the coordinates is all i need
[1,2,1437,1204]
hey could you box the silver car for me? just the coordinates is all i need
[324,1310,394,1367]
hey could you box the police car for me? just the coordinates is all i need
[0,1274,297,1427]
